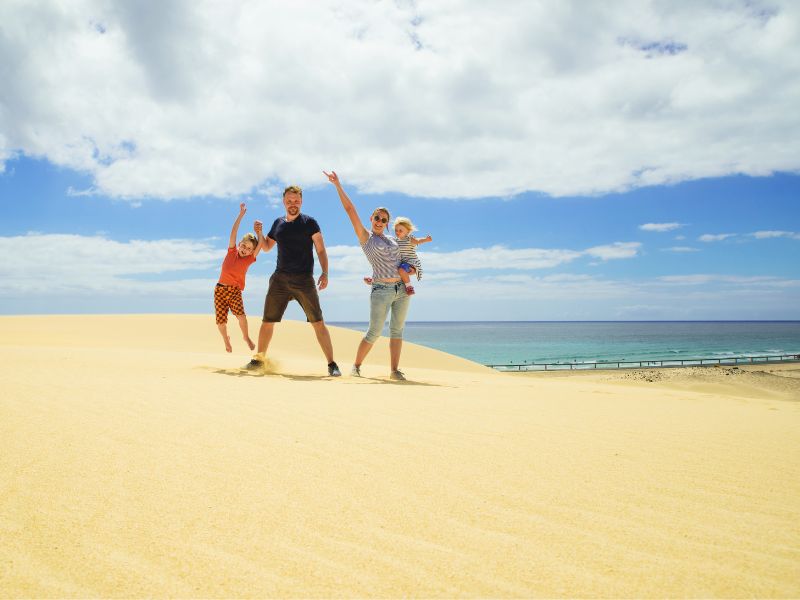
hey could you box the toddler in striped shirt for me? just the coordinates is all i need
[363,216,432,295]
[393,216,432,296]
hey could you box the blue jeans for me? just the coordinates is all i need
[364,282,411,344]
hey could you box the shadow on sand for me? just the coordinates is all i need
[201,366,445,387]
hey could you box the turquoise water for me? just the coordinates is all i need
[331,321,800,366]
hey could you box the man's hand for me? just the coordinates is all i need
[317,272,328,291]
[254,220,262,234]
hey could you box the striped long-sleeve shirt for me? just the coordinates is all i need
[361,233,401,280]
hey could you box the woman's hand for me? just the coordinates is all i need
[324,169,369,244]
[323,170,341,187]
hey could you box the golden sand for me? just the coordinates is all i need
[1,315,798,597]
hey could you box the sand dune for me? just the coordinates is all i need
[1,315,799,597]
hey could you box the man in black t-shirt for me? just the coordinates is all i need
[245,185,341,376]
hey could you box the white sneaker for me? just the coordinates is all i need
[389,370,406,381]
[350,365,362,377]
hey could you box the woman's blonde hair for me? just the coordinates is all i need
[393,216,416,232]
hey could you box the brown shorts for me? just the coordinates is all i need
[263,272,324,323]
[214,284,245,325]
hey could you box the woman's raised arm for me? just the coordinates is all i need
[324,171,369,245]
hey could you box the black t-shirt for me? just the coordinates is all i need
[267,214,321,274]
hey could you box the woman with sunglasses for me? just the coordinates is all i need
[324,170,411,381]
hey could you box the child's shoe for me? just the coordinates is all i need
[404,285,415,296]
[363,277,373,285]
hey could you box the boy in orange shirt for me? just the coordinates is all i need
[215,203,262,352]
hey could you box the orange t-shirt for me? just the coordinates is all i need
[218,247,256,290]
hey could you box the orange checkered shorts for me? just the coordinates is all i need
[214,284,246,324]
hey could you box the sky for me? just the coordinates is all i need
[1,0,799,321]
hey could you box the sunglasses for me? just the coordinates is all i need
[372,215,388,224]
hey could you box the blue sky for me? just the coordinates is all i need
[1,1,799,320]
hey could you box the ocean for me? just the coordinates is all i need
[331,321,800,367]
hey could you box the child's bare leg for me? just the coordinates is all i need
[398,267,415,295]
[217,323,232,352]
[236,314,255,350]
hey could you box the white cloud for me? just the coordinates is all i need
[639,222,683,232]
[1,234,796,319]
[662,246,699,252]
[0,233,221,294]
[330,242,641,274]
[1,1,800,200]
[425,246,584,271]
[0,234,641,309]
[698,233,736,242]
[751,230,800,239]
[657,274,800,287]
[66,186,97,197]
[584,242,641,261]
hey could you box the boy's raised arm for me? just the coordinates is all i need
[229,203,247,248]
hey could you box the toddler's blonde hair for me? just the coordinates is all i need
[393,216,416,232]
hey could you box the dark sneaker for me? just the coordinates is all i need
[244,357,264,371]
[328,362,342,377]
[389,370,406,381]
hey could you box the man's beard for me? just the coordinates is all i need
[287,206,299,215]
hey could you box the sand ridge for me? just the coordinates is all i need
[1,315,799,597]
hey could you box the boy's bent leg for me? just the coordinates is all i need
[235,314,255,350]
[214,286,233,352]
[217,323,232,352]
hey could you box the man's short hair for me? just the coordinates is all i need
[284,185,303,197]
